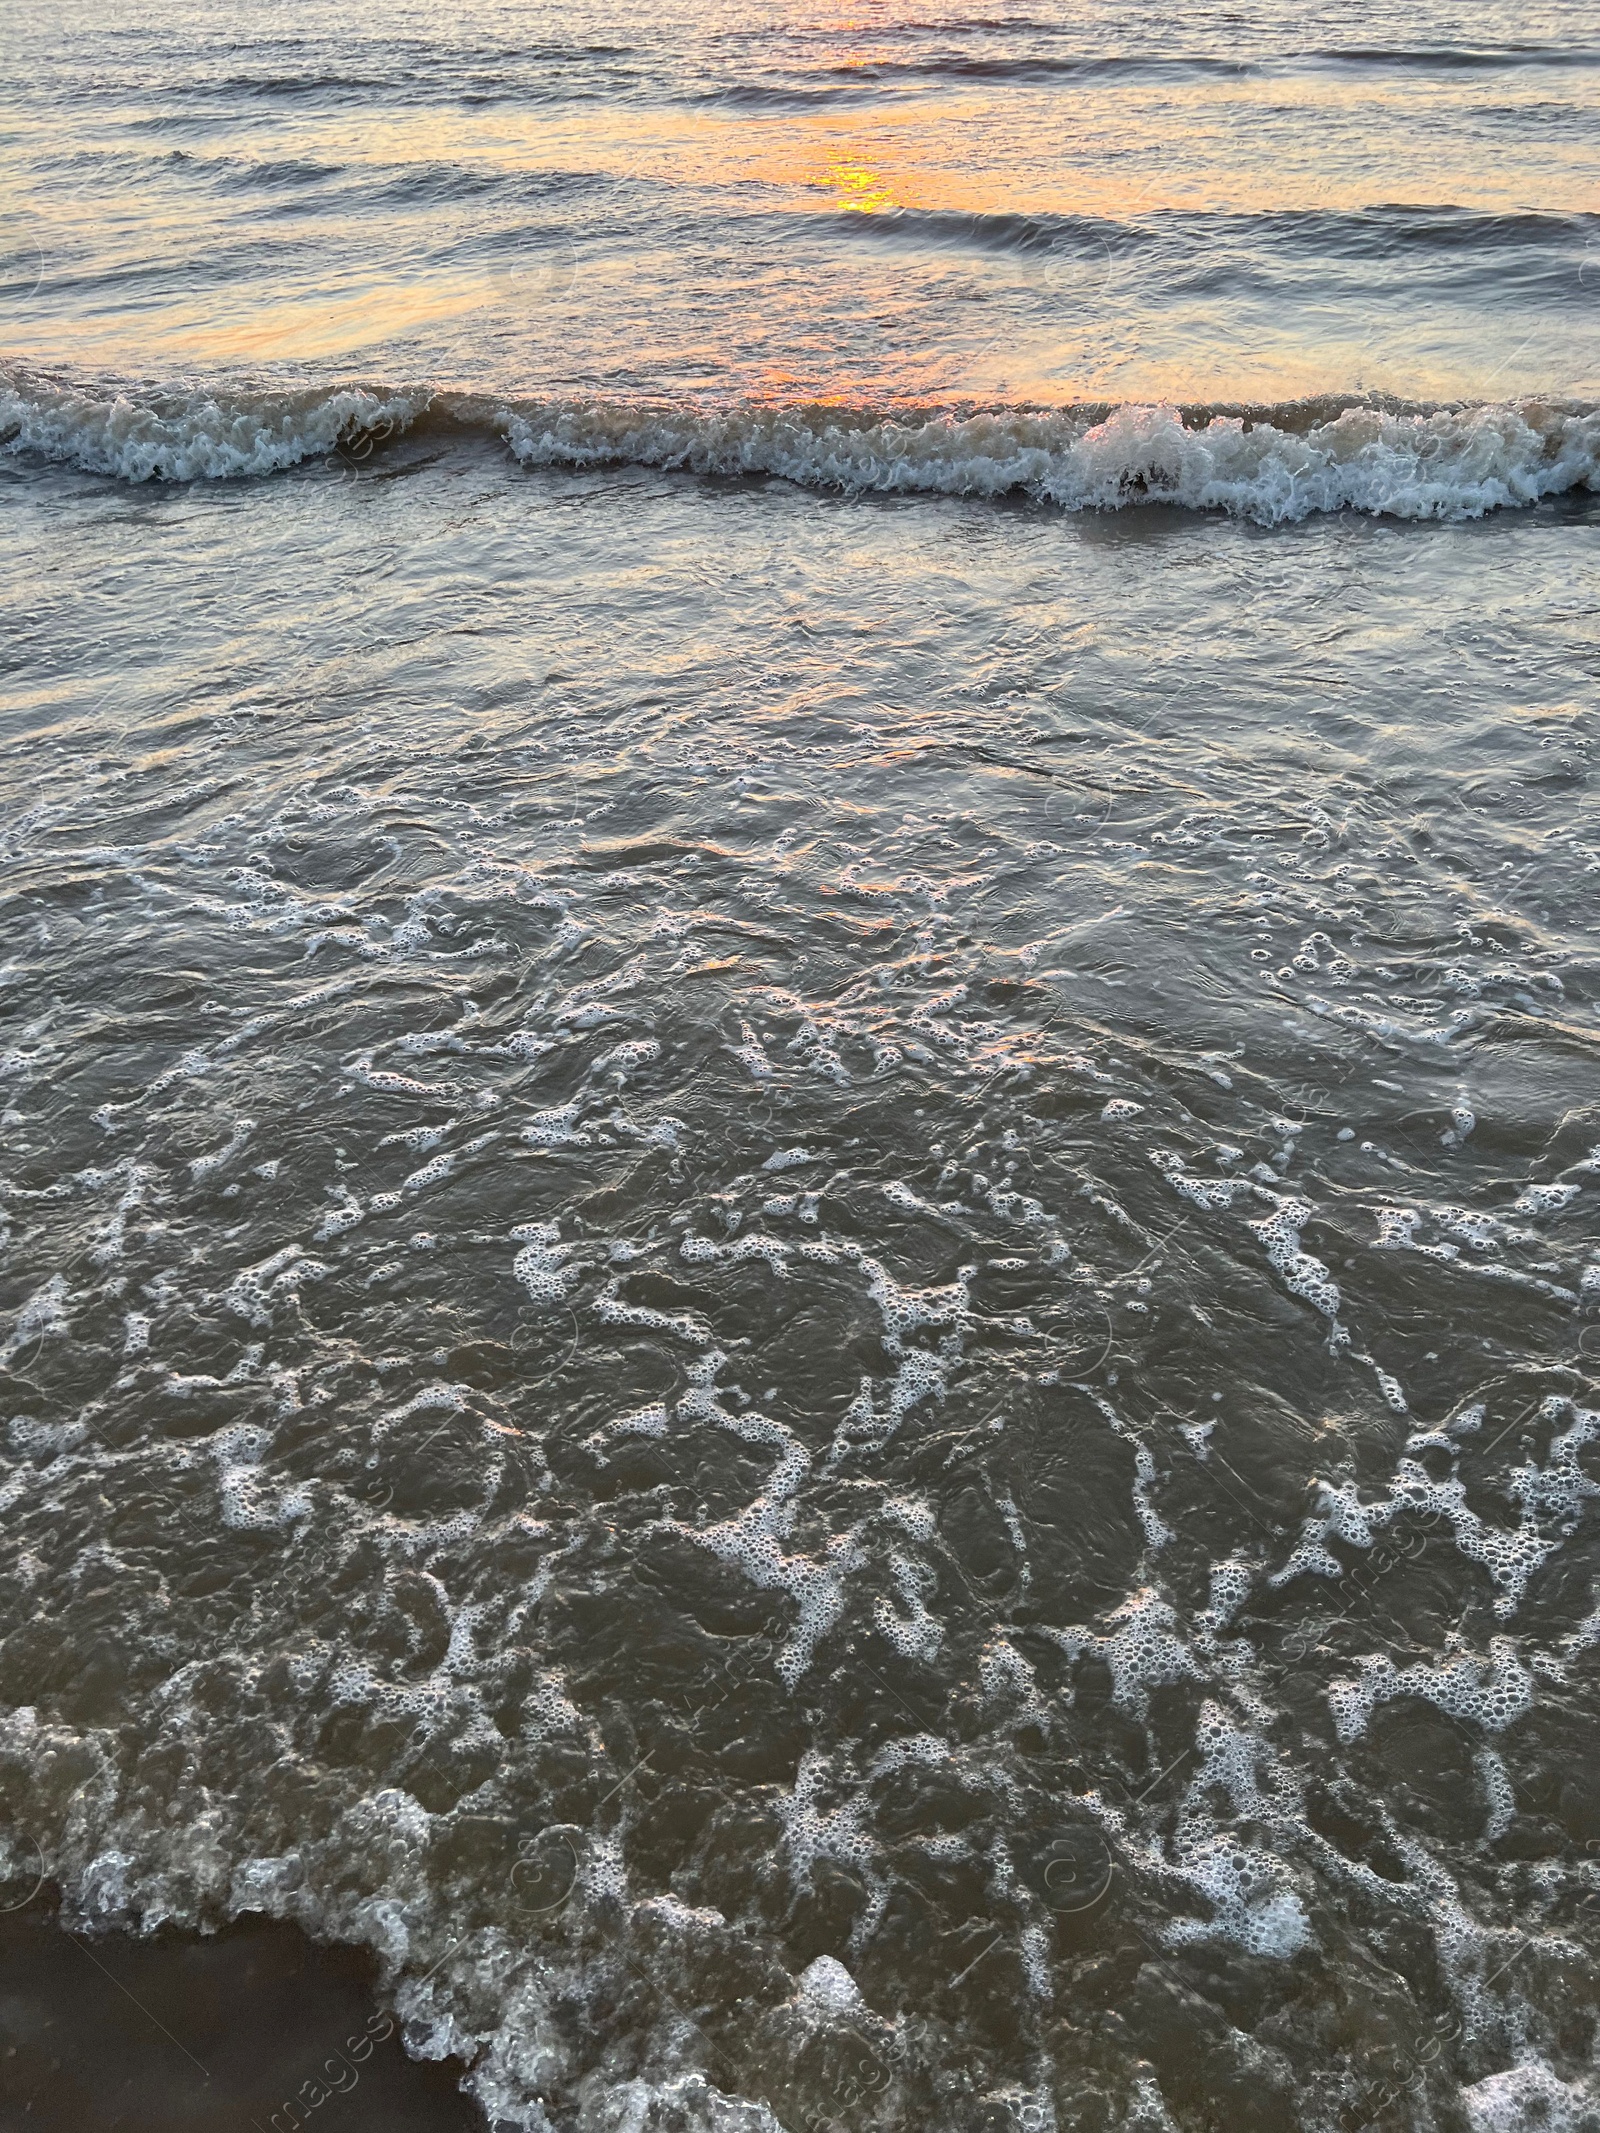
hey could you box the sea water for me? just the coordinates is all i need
[1,4,1597,2129]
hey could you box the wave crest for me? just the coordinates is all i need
[503,395,1599,524]
[3,368,1596,523]
[0,377,427,484]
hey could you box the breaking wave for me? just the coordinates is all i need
[500,394,1600,522]
[3,368,1596,524]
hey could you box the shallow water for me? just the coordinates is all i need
[1,4,1598,2131]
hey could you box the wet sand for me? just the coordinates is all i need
[0,1895,481,2132]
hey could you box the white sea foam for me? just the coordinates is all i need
[1462,2060,1600,2133]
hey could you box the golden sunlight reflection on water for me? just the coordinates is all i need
[0,0,1592,399]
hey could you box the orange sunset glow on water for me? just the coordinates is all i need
[1,0,1593,402]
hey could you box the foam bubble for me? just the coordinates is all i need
[1461,2060,1599,2133]
[1,1273,69,1362]
[763,1147,819,1172]
[1055,1588,1200,1717]
[796,1954,865,2017]
[1328,1637,1533,1744]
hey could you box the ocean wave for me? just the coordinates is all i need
[0,378,429,483]
[206,70,407,97]
[509,395,1600,523]
[2,372,1596,523]
[691,79,885,109]
[845,49,1260,83]
[1303,43,1600,69]
[167,150,348,190]
[60,142,581,212]
[748,43,1600,88]
[829,202,1595,264]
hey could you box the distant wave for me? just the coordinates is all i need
[163,53,632,108]
[167,150,347,190]
[690,80,885,110]
[1302,43,1600,69]
[829,202,1596,263]
[2,371,1595,524]
[38,137,1595,273]
[727,42,1600,87]
[61,143,599,211]
[827,51,1260,83]
[199,71,404,98]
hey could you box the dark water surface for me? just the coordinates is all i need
[1,3,1598,2130]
